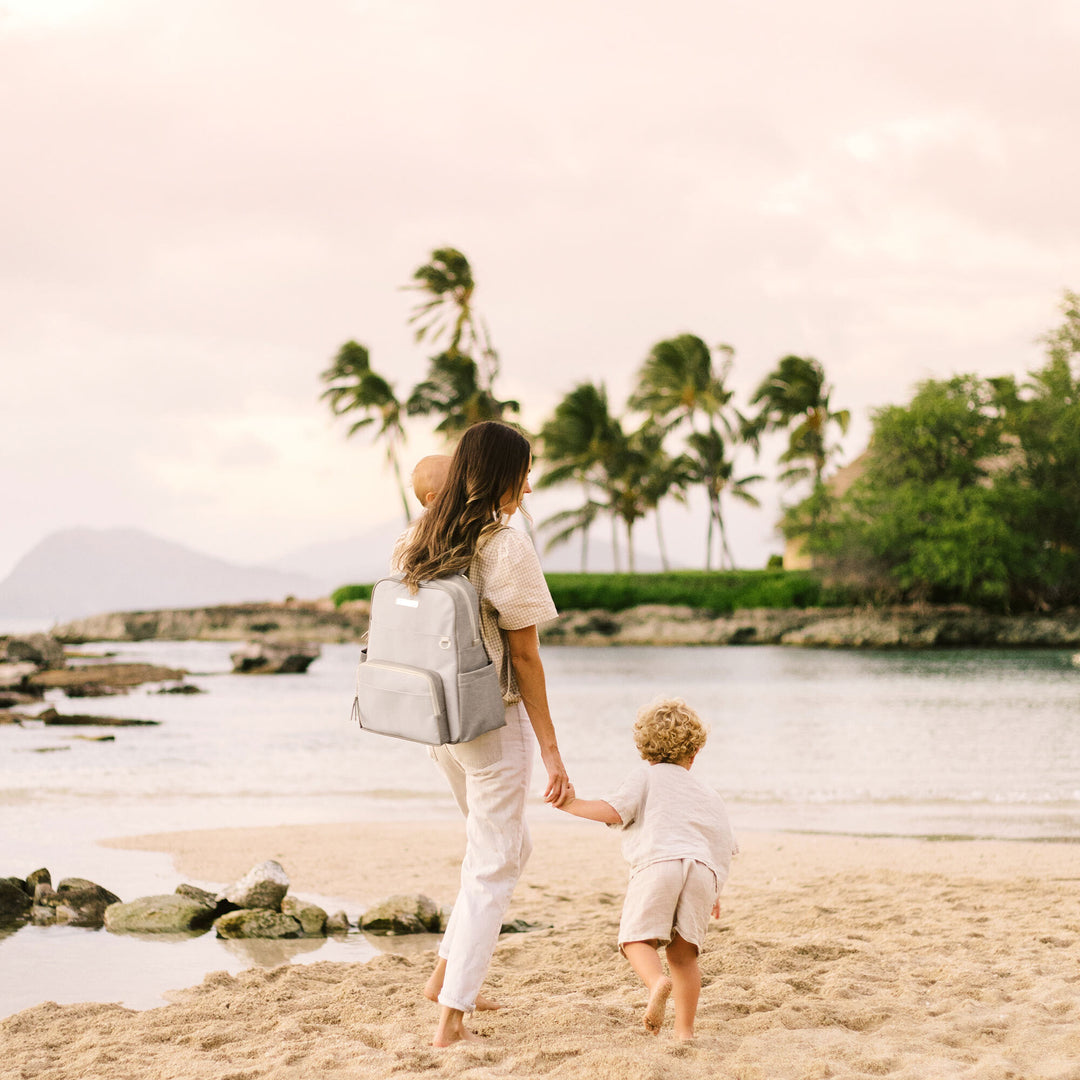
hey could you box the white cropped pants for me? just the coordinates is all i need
[428,701,533,1013]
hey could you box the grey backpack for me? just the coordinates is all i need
[351,573,506,745]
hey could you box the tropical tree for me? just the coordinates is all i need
[636,431,694,571]
[406,352,519,438]
[621,422,697,571]
[404,248,517,435]
[630,333,752,567]
[800,374,1037,609]
[1007,290,1080,569]
[684,427,763,570]
[748,354,851,490]
[537,382,624,570]
[629,333,736,436]
[606,421,675,573]
[319,340,412,524]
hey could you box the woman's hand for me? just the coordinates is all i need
[540,747,574,807]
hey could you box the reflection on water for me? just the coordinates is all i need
[0,920,437,1019]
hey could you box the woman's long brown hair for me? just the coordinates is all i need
[399,421,531,589]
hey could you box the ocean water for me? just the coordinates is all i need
[2,640,1079,1016]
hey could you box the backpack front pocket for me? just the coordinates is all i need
[453,663,506,744]
[354,660,450,745]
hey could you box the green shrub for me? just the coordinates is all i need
[332,571,851,613]
[332,584,373,606]
[544,570,836,614]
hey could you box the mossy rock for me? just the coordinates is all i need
[214,909,303,939]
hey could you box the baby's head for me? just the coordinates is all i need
[633,697,709,766]
[411,454,452,508]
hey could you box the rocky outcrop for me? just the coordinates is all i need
[29,663,187,695]
[281,896,328,936]
[229,642,321,674]
[0,879,33,925]
[359,894,441,935]
[325,910,351,933]
[52,600,368,646]
[541,604,1080,649]
[213,909,303,939]
[2,634,65,670]
[35,879,122,928]
[44,600,1080,650]
[40,711,161,727]
[218,860,290,910]
[104,894,217,933]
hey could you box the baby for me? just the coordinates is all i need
[410,454,451,509]
[558,698,736,1040]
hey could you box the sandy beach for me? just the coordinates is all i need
[3,820,1079,1080]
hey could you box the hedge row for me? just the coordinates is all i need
[333,570,851,614]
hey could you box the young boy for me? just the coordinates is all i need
[410,454,451,509]
[558,697,736,1040]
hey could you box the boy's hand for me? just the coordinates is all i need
[711,899,722,918]
[551,784,576,810]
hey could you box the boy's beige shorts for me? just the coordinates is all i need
[617,858,718,953]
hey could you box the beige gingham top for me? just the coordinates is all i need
[391,524,557,704]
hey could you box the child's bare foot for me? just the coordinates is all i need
[643,977,672,1034]
[675,1028,695,1041]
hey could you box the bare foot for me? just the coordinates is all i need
[675,1029,695,1042]
[643,977,672,1035]
[432,1010,479,1047]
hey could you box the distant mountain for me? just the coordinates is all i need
[268,520,407,587]
[0,528,324,621]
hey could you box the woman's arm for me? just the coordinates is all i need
[506,624,573,807]
[559,798,622,824]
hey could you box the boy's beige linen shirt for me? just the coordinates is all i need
[391,524,557,704]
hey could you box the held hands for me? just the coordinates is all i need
[540,747,574,808]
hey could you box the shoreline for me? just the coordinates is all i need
[37,601,1080,649]
[4,822,1078,1078]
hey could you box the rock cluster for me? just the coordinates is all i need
[0,634,63,713]
[0,869,121,929]
[0,859,446,941]
[229,642,322,674]
[0,633,194,726]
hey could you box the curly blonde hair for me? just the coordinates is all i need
[633,697,709,764]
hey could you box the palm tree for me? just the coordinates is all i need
[685,427,763,570]
[748,355,851,490]
[320,341,412,523]
[406,247,476,356]
[634,423,694,571]
[404,248,518,438]
[630,332,750,567]
[537,382,623,570]
[629,333,737,436]
[406,352,519,439]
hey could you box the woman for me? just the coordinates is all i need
[394,420,573,1047]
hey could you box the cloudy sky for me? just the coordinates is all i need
[3,0,1078,580]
